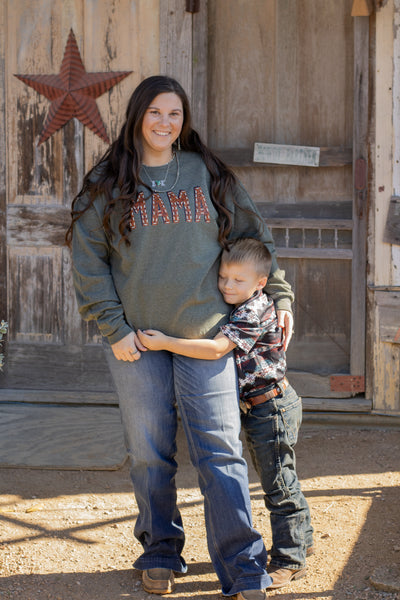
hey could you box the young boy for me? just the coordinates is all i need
[138,237,313,590]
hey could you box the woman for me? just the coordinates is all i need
[67,75,294,599]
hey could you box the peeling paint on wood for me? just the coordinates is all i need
[7,205,70,246]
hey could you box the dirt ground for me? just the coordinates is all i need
[0,421,399,600]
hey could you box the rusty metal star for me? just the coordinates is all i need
[14,29,132,145]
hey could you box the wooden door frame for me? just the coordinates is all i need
[351,16,369,380]
[0,0,7,330]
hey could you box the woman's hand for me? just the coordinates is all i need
[137,329,169,351]
[276,310,294,351]
[111,331,147,361]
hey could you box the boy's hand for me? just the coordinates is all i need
[277,310,294,351]
[137,329,169,351]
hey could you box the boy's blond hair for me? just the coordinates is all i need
[221,238,272,277]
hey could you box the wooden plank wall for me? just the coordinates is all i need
[372,4,394,293]
[0,0,7,329]
[351,16,369,376]
[2,0,159,393]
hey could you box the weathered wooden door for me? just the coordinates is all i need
[0,0,159,402]
[1,0,370,412]
[205,1,369,407]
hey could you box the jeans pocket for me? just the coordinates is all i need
[279,391,302,446]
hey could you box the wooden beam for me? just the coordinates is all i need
[277,248,352,260]
[303,413,400,426]
[288,369,369,400]
[266,217,353,230]
[302,396,371,412]
[191,0,208,142]
[0,389,118,405]
[319,146,353,166]
[0,0,6,325]
[257,201,353,220]
[351,17,369,376]
[160,1,192,97]
[212,146,352,168]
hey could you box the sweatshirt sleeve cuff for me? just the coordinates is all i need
[274,297,293,313]
[106,324,134,345]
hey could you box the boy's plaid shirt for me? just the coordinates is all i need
[220,290,287,400]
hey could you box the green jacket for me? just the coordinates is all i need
[72,151,294,344]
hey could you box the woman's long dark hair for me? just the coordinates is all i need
[65,75,238,248]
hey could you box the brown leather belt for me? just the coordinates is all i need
[244,377,289,409]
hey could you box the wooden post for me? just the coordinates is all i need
[0,0,6,327]
[191,1,208,142]
[392,0,400,274]
[351,16,369,376]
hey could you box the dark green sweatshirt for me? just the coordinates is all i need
[72,151,294,344]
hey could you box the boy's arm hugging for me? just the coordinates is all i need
[137,329,236,360]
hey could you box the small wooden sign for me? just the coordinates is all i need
[253,143,320,167]
[384,196,400,245]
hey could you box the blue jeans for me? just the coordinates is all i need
[241,384,313,570]
[103,344,272,596]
